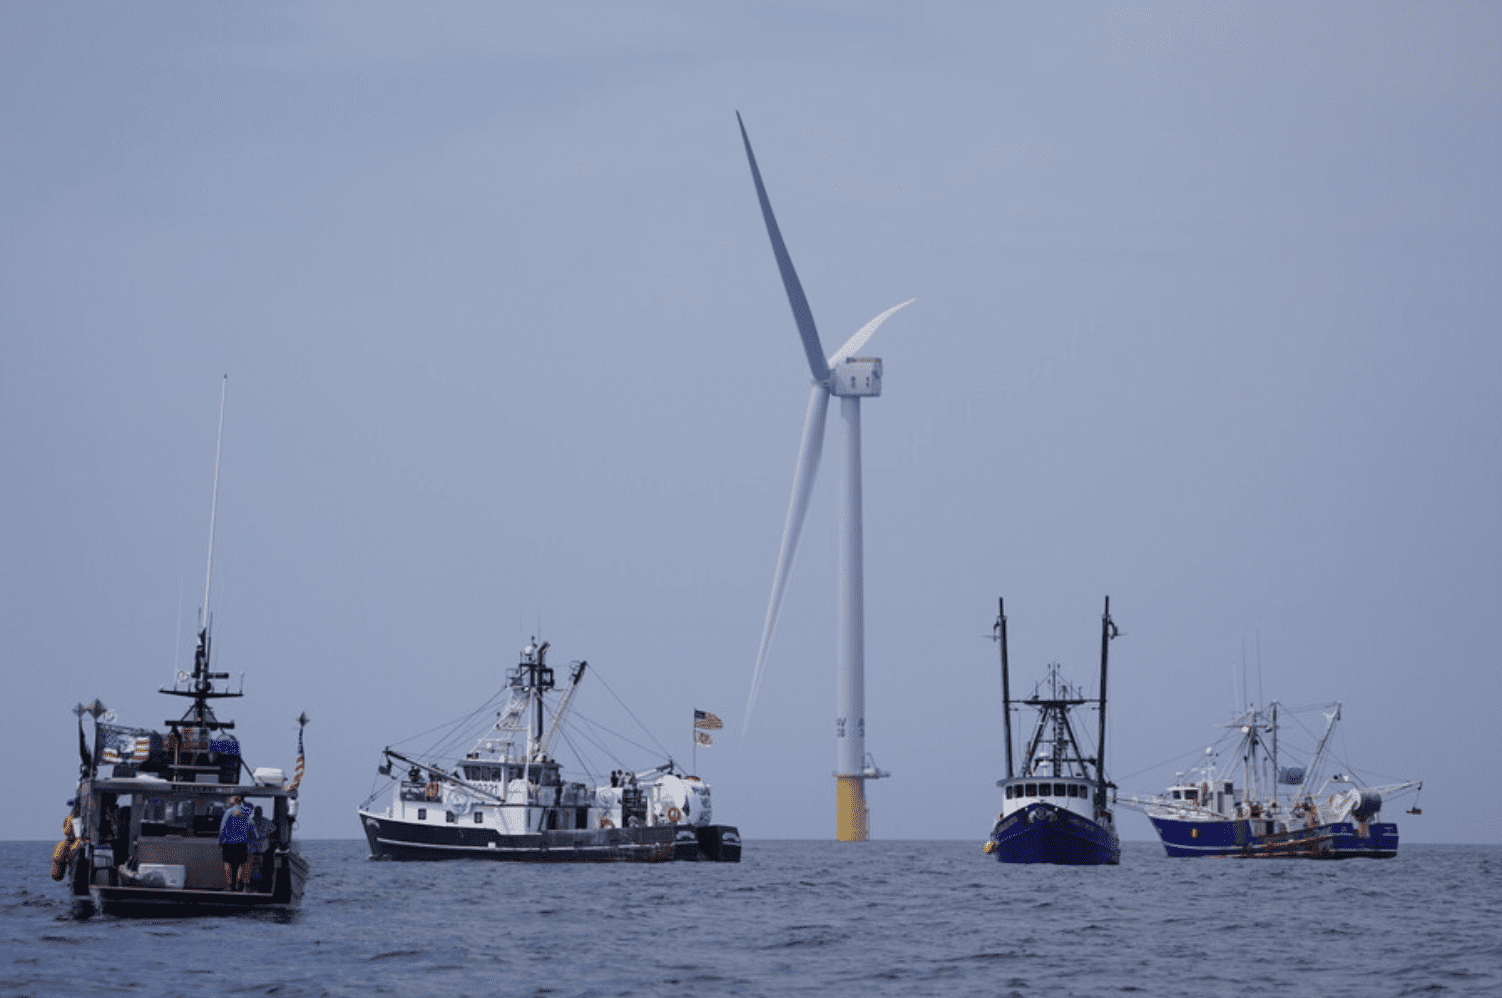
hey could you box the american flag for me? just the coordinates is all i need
[693,710,723,730]
[695,730,714,746]
[98,726,151,765]
[288,720,306,791]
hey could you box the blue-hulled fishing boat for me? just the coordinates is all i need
[984,597,1121,865]
[1125,699,1421,859]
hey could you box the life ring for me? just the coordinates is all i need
[425,782,440,800]
[666,806,681,824]
[599,817,614,829]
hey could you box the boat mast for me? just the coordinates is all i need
[995,598,1013,779]
[514,640,554,766]
[1271,700,1279,807]
[1096,596,1117,814]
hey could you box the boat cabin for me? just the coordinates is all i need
[997,776,1101,821]
[77,775,296,893]
[1162,779,1240,818]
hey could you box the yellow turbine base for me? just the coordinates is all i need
[836,775,868,841]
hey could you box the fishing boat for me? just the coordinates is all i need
[357,639,741,863]
[984,597,1122,865]
[1124,699,1421,859]
[59,379,310,916]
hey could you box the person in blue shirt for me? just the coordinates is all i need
[218,795,253,891]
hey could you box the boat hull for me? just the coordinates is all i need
[989,803,1120,865]
[1149,815,1399,858]
[359,811,741,862]
[80,849,308,918]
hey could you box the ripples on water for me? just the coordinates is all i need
[2,840,1497,997]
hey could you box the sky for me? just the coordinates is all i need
[2,2,1498,845]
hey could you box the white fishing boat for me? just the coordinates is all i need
[358,639,740,863]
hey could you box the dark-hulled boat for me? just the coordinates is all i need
[984,597,1121,865]
[61,379,309,916]
[65,641,310,916]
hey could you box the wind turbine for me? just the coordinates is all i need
[737,113,911,842]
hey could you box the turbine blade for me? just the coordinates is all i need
[745,384,829,733]
[737,112,830,384]
[828,299,915,368]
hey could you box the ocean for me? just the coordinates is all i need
[3,839,1498,997]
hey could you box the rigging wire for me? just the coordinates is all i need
[554,726,606,787]
[589,667,672,761]
[1116,743,1216,784]
[389,686,511,761]
[567,709,662,763]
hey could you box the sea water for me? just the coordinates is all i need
[2,839,1497,997]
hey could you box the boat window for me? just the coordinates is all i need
[1004,786,1013,800]
[1067,784,1079,798]
[1184,789,1198,802]
[1171,790,1182,800]
[1024,783,1037,797]
[1051,784,1062,797]
[446,812,457,823]
[473,811,484,824]
[417,808,427,820]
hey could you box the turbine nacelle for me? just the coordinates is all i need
[826,358,882,398]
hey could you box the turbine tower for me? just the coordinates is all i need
[737,113,910,841]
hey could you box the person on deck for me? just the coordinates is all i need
[218,795,253,891]
[247,805,272,892]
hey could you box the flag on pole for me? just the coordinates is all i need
[693,710,723,730]
[695,730,713,746]
[288,716,307,790]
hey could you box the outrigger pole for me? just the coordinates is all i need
[1096,596,1118,815]
[994,598,1012,780]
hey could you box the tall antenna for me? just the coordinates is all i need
[201,375,228,627]
[1256,631,1264,708]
